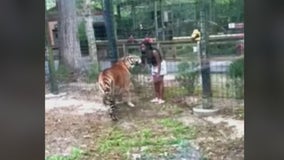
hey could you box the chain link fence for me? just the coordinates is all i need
[46,0,244,109]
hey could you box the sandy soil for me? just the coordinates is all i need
[45,82,244,159]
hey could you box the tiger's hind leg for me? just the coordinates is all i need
[103,93,118,121]
[115,88,124,105]
[109,103,118,121]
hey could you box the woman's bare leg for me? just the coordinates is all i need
[154,81,160,98]
[158,76,164,100]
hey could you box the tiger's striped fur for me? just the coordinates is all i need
[98,55,142,121]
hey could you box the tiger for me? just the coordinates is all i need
[98,55,142,121]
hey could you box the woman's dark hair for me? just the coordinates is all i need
[141,41,162,61]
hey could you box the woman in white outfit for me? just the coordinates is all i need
[141,39,167,104]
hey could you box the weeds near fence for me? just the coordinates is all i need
[55,64,70,83]
[131,65,150,75]
[95,118,197,159]
[228,57,244,99]
[45,148,83,160]
[164,86,188,100]
[86,62,100,83]
[175,61,200,95]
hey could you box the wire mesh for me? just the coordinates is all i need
[122,40,244,108]
[46,0,244,109]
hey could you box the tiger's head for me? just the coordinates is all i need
[121,55,142,69]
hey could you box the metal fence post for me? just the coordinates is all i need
[199,0,213,109]
[103,0,118,64]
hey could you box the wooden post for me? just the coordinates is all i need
[45,15,58,94]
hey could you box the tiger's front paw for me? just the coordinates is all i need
[127,102,135,107]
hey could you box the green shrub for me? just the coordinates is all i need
[87,62,100,83]
[176,62,199,95]
[228,57,244,79]
[131,65,149,75]
[207,43,236,56]
[228,58,244,99]
[45,148,83,160]
[164,86,188,100]
[77,21,87,41]
[55,64,70,83]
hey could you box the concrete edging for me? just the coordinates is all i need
[193,105,219,117]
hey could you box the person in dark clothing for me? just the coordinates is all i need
[140,38,167,104]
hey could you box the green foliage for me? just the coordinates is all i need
[87,62,100,83]
[207,42,237,56]
[234,107,244,120]
[96,119,196,158]
[55,64,71,83]
[214,0,244,24]
[114,0,243,38]
[77,21,87,41]
[232,78,244,99]
[46,0,56,10]
[92,0,103,10]
[158,118,196,139]
[176,62,199,95]
[45,148,83,160]
[76,0,103,12]
[228,58,244,99]
[175,45,198,61]
[131,65,149,75]
[164,86,188,100]
[228,58,244,79]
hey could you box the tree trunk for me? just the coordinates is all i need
[57,0,82,72]
[83,0,98,64]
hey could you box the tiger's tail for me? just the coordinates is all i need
[98,71,118,121]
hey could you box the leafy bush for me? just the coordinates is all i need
[55,64,70,83]
[131,64,150,75]
[164,86,189,100]
[228,57,244,79]
[207,43,236,56]
[176,62,200,95]
[87,62,100,83]
[130,65,151,94]
[77,21,87,41]
[228,58,244,99]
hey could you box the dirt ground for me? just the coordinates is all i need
[45,82,244,160]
